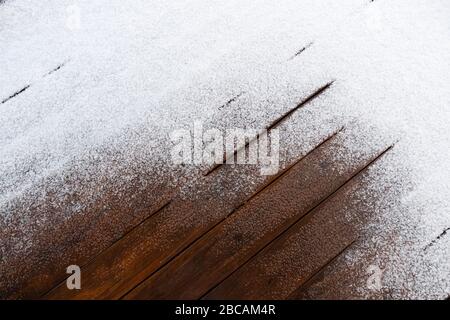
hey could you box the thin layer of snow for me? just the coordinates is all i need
[1,0,449,298]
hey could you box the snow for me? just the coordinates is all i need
[1,0,449,298]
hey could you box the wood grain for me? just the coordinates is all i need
[124,133,392,299]
[204,146,392,299]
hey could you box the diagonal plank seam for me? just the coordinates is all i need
[204,81,335,176]
[1,61,69,105]
[41,200,172,298]
[118,128,345,299]
[287,238,359,299]
[200,143,395,299]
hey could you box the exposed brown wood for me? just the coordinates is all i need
[43,79,342,300]
[124,135,392,299]
[2,163,176,299]
[287,240,357,299]
[203,146,392,299]
[44,128,341,300]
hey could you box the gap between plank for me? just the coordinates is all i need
[41,199,172,298]
[119,128,345,299]
[200,143,395,299]
[287,238,358,298]
[1,61,69,105]
[204,81,335,176]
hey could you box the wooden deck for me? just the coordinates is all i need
[39,88,398,300]
[2,81,448,301]
[1,0,450,300]
[42,139,384,299]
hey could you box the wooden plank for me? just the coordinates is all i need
[203,145,392,299]
[124,131,392,299]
